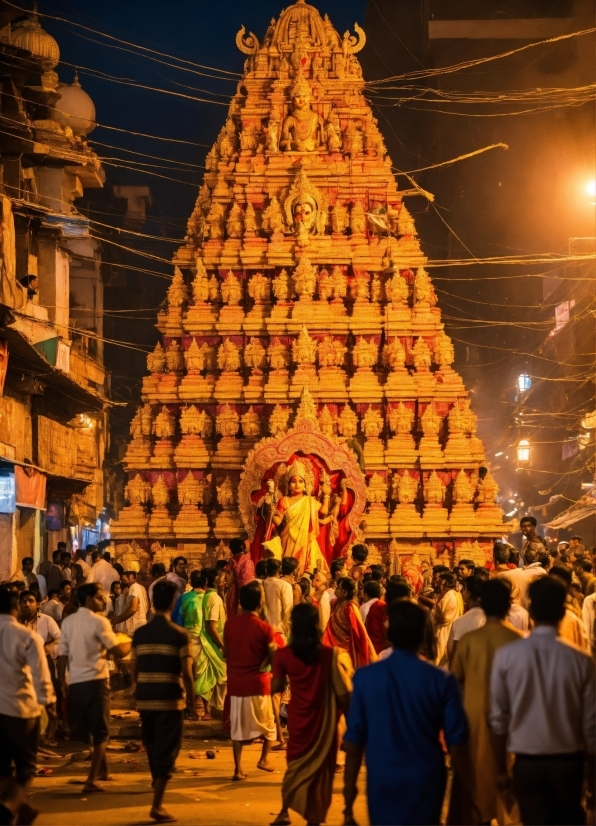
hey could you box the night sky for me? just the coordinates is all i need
[40,0,367,227]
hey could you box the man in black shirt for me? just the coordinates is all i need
[130,580,196,823]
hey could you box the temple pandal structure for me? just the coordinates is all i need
[111,0,507,579]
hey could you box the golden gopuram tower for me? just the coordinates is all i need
[111,0,507,579]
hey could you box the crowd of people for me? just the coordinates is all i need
[0,521,594,825]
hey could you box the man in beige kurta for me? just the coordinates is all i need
[450,578,522,825]
[433,573,463,667]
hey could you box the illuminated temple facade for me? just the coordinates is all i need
[111,0,506,576]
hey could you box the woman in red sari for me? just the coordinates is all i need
[271,603,353,826]
[323,577,376,669]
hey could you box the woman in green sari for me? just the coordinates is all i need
[196,568,227,715]
[178,570,209,717]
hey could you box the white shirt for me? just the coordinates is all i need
[582,593,596,654]
[263,577,294,637]
[489,625,596,755]
[318,590,331,631]
[59,606,119,684]
[447,606,486,658]
[75,557,91,582]
[507,603,530,634]
[165,571,188,598]
[360,597,378,624]
[122,582,149,636]
[204,589,226,625]
[23,612,61,646]
[87,559,120,594]
[0,614,55,717]
[497,566,547,610]
[40,598,64,625]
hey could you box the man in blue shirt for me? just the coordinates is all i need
[343,599,472,826]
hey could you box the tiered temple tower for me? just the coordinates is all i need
[111,0,506,573]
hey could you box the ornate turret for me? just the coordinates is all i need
[111,0,506,573]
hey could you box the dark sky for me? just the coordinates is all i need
[39,0,367,229]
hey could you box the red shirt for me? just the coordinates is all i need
[224,612,275,697]
[365,599,389,654]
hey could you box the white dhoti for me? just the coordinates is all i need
[230,695,276,742]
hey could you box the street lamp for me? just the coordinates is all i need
[517,373,531,393]
[517,439,530,465]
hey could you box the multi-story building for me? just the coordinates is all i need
[0,3,109,577]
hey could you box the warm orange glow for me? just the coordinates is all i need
[587,180,596,198]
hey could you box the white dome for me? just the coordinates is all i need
[11,13,59,69]
[53,76,96,136]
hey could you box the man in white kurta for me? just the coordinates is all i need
[433,573,463,667]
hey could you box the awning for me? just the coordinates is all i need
[545,494,596,530]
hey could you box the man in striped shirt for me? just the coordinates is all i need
[131,579,196,823]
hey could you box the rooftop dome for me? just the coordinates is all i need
[53,75,96,136]
[10,12,59,69]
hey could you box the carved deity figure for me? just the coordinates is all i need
[293,256,317,299]
[221,271,242,305]
[338,404,358,438]
[434,331,454,367]
[387,271,409,306]
[265,118,280,153]
[268,339,290,371]
[248,272,271,304]
[367,472,387,505]
[217,338,241,372]
[398,205,417,236]
[126,474,150,506]
[192,257,210,303]
[226,203,244,239]
[129,410,143,440]
[153,406,175,440]
[140,404,153,437]
[147,342,166,374]
[459,399,478,436]
[331,202,348,234]
[208,274,220,302]
[362,406,383,439]
[272,268,293,302]
[206,201,225,240]
[244,203,258,235]
[383,337,407,371]
[388,402,414,435]
[425,471,445,505]
[151,476,170,508]
[317,267,333,301]
[165,340,184,372]
[414,267,437,306]
[351,272,370,302]
[269,404,291,435]
[317,405,336,436]
[241,407,260,438]
[262,196,284,235]
[184,339,206,372]
[180,405,211,437]
[318,336,346,368]
[217,475,236,509]
[396,470,418,505]
[448,402,465,434]
[280,68,325,151]
[292,326,317,366]
[476,470,499,504]
[421,402,441,439]
[167,267,187,308]
[412,337,432,372]
[342,120,364,156]
[350,201,367,235]
[371,274,383,303]
[352,337,378,370]
[244,337,267,371]
[218,119,237,160]
[331,266,348,300]
[325,113,342,152]
[178,471,204,507]
[216,404,240,437]
[453,470,474,505]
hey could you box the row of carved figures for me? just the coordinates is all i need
[147,331,454,376]
[165,260,429,310]
[124,466,498,513]
[130,399,478,443]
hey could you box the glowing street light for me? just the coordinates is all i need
[517,439,530,465]
[587,180,596,198]
[517,373,531,393]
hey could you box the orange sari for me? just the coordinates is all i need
[323,598,376,669]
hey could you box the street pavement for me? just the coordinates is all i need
[32,710,369,826]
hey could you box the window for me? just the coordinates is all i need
[551,299,575,335]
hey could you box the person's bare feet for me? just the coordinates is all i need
[81,782,104,793]
[149,806,176,822]
[257,760,274,773]
[231,771,247,781]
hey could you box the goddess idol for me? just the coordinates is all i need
[261,458,338,576]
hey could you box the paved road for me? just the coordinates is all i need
[33,734,369,826]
